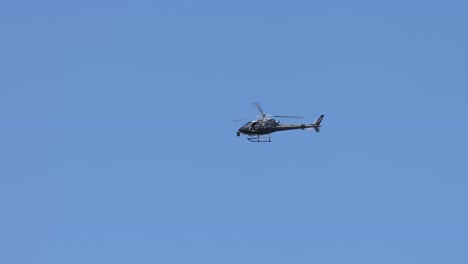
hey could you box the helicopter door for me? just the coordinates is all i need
[250,122,258,130]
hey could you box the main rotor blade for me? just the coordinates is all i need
[232,118,247,122]
[252,102,264,116]
[270,115,303,119]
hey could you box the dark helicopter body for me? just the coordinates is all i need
[236,103,324,142]
[237,117,323,136]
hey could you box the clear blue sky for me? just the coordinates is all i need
[1,1,467,263]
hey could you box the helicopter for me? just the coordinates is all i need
[236,103,324,142]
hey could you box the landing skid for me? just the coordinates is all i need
[247,134,271,142]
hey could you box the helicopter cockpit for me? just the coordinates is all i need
[239,119,280,132]
[240,121,253,131]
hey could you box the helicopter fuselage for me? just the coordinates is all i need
[237,118,319,136]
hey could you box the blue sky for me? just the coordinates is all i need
[1,1,467,263]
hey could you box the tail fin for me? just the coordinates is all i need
[313,115,324,132]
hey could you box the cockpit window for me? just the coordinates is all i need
[240,122,252,130]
